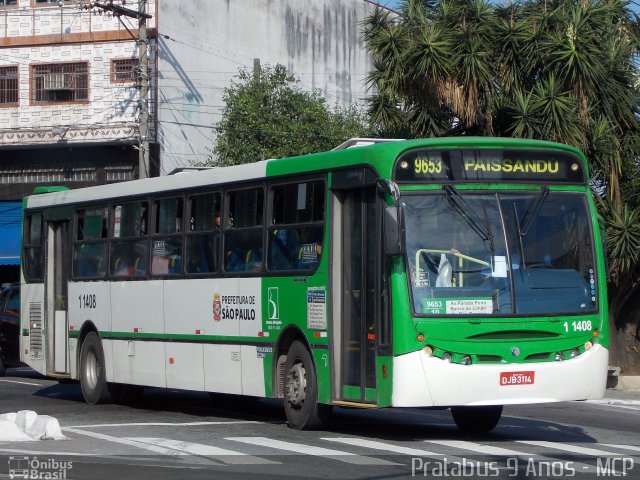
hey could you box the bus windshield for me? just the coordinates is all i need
[404,191,597,316]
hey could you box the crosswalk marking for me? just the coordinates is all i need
[599,444,640,454]
[322,437,443,456]
[65,427,190,456]
[516,440,623,456]
[127,437,277,465]
[424,440,530,456]
[226,436,399,465]
[63,425,640,470]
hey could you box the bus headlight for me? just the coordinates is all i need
[570,348,579,358]
[423,345,433,356]
[585,341,593,351]
[554,352,563,361]
[460,355,472,366]
[442,352,452,363]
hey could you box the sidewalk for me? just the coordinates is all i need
[607,375,640,394]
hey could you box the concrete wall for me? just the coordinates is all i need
[157,0,377,173]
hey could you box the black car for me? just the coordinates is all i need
[0,283,20,375]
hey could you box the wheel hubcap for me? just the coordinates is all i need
[84,348,98,390]
[286,362,306,409]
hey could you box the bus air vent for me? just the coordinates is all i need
[525,352,551,361]
[476,355,502,363]
[29,302,43,359]
[468,331,558,340]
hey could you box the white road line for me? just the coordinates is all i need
[599,444,640,454]
[322,437,443,457]
[64,427,189,456]
[64,421,260,429]
[0,379,44,386]
[516,441,623,456]
[0,448,96,456]
[424,440,530,456]
[127,437,277,465]
[227,436,399,465]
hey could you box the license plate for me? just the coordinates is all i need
[500,371,535,386]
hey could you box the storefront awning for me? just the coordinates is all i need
[0,202,21,266]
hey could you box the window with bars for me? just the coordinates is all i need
[111,59,139,83]
[0,1,17,7]
[0,168,96,184]
[105,167,134,181]
[31,63,88,103]
[0,66,18,106]
[34,0,78,4]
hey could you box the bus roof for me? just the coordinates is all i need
[24,137,587,209]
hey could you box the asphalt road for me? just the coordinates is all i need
[1,367,639,480]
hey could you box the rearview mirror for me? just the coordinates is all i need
[384,205,403,256]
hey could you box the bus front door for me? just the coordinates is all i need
[332,187,381,405]
[45,221,70,376]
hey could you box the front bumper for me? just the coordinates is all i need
[392,343,608,407]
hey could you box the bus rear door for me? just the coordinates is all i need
[45,220,70,376]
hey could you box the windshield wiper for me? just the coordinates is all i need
[443,185,494,246]
[520,186,550,236]
[513,186,550,269]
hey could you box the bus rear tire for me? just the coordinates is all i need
[283,340,331,430]
[451,405,503,434]
[79,332,115,404]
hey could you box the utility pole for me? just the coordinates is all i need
[88,1,152,178]
[138,0,149,179]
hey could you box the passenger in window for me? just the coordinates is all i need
[114,256,133,276]
[225,248,243,272]
[215,210,221,227]
[270,229,298,270]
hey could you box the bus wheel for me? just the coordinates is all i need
[283,340,331,429]
[79,332,114,404]
[451,405,503,434]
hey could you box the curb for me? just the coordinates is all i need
[607,375,640,391]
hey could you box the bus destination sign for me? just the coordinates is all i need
[394,149,586,184]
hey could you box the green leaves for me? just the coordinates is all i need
[206,64,370,166]
[606,204,640,275]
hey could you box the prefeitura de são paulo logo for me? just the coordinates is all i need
[213,293,221,321]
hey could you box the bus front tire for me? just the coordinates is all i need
[451,405,503,434]
[283,340,331,430]
[79,332,114,404]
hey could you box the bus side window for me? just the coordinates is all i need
[111,201,148,278]
[73,206,108,279]
[151,197,183,276]
[186,192,221,274]
[224,188,264,273]
[268,180,324,272]
[23,213,44,282]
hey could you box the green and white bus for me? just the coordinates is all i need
[19,137,608,432]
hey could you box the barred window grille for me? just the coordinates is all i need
[32,63,88,103]
[112,59,139,83]
[0,168,96,184]
[105,167,134,181]
[0,66,18,105]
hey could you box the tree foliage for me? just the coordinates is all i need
[364,0,640,364]
[206,64,371,166]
